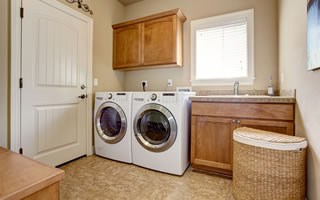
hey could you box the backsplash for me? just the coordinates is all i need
[195,89,296,97]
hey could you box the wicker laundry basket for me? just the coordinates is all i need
[232,127,307,200]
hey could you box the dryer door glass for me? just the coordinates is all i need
[96,102,127,144]
[134,104,177,152]
[138,110,170,145]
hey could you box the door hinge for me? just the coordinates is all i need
[19,148,23,155]
[20,7,24,18]
[19,78,23,88]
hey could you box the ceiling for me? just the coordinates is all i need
[118,0,144,6]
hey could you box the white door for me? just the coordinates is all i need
[21,0,92,166]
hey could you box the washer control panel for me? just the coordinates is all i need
[105,93,128,101]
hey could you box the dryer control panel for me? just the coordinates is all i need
[162,93,180,104]
[150,93,157,101]
[133,92,181,104]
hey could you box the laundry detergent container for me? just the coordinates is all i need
[232,127,307,200]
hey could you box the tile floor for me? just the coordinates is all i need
[59,155,234,200]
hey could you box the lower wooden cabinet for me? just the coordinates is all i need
[190,102,295,176]
[191,116,236,175]
[238,119,294,135]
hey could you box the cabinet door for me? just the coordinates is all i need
[143,15,177,65]
[238,119,294,135]
[191,116,237,175]
[113,24,143,69]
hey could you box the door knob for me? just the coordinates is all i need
[78,94,87,99]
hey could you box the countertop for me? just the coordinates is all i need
[189,95,296,104]
[0,147,64,200]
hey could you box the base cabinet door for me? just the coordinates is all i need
[238,119,294,135]
[191,116,237,175]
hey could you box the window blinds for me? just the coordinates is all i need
[195,20,248,79]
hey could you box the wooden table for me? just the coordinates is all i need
[0,147,65,200]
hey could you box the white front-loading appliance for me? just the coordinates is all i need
[94,92,132,163]
[131,92,195,175]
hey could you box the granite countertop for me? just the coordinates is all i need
[190,95,296,104]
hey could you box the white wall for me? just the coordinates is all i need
[0,0,9,148]
[278,1,320,199]
[122,0,279,92]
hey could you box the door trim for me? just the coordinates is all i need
[10,0,22,152]
[10,0,94,156]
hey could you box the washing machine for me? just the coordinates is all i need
[94,92,132,163]
[131,92,195,175]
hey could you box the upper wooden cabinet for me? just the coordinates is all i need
[143,15,177,66]
[113,24,143,68]
[112,9,186,70]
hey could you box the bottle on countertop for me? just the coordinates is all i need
[268,75,275,96]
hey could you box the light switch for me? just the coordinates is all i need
[94,78,99,86]
[280,73,284,83]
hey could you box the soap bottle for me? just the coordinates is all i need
[268,75,275,96]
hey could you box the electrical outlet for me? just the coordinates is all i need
[168,79,173,87]
[141,80,148,87]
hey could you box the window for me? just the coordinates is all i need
[191,9,254,86]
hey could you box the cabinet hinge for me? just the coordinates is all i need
[19,78,23,88]
[19,148,23,155]
[20,7,24,18]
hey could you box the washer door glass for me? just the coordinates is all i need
[96,102,127,144]
[134,104,177,152]
[100,107,121,137]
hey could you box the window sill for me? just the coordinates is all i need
[191,77,255,86]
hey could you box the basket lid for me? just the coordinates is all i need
[233,127,307,151]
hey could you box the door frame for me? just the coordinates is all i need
[10,0,94,156]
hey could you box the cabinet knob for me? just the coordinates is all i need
[237,120,241,123]
[232,120,236,123]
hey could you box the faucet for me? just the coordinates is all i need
[234,81,239,95]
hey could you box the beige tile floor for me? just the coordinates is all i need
[59,155,234,200]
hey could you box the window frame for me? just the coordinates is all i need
[191,9,255,86]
